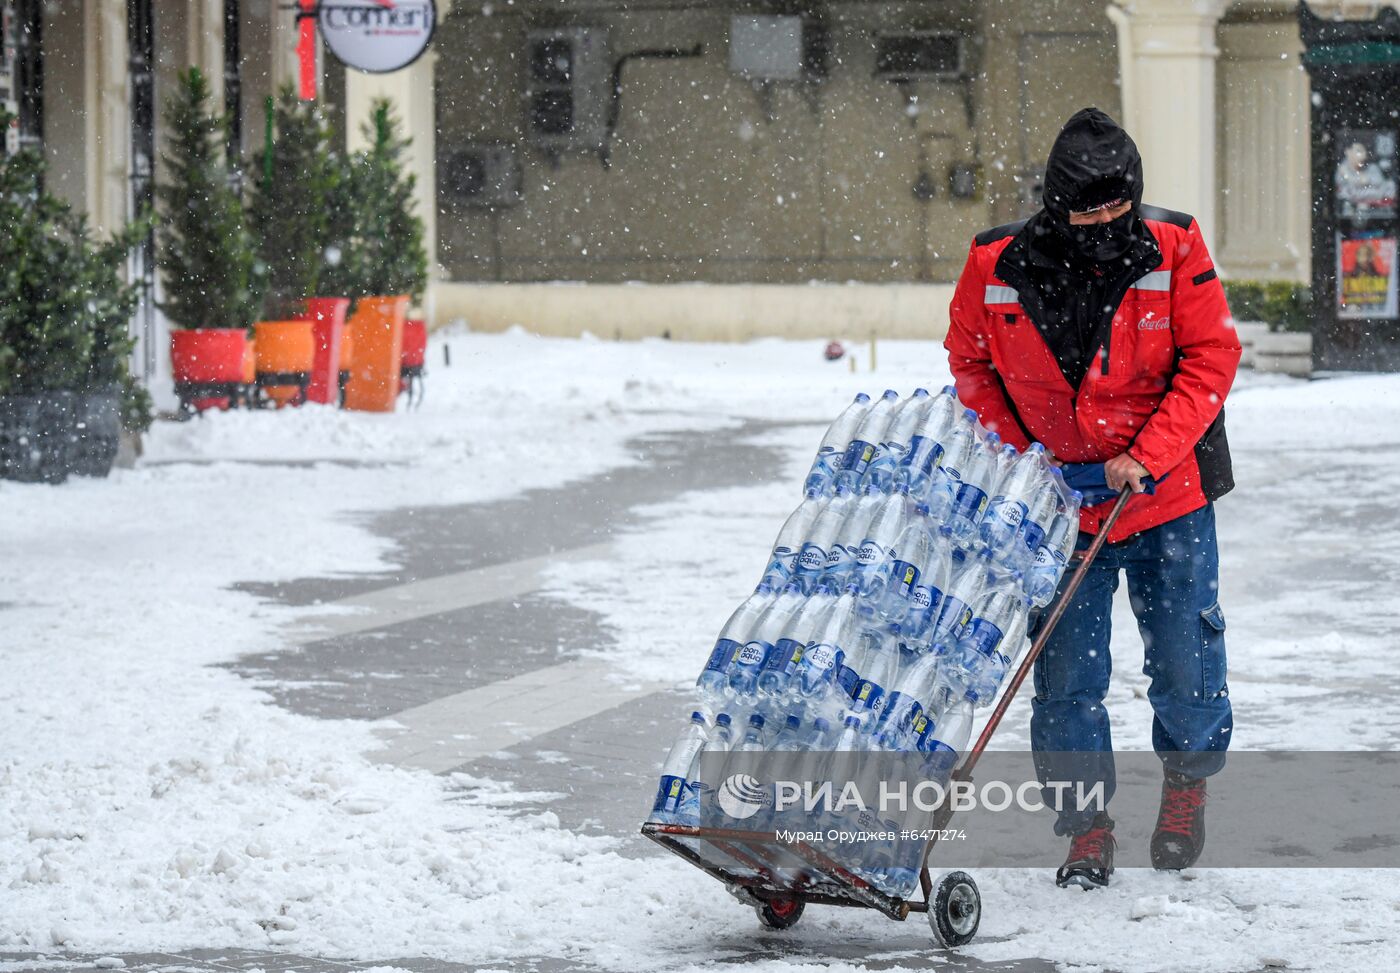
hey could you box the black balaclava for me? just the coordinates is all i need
[1040,107,1147,269]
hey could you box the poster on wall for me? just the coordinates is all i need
[1337,233,1399,320]
[1335,130,1397,221]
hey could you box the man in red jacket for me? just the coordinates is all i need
[945,108,1239,888]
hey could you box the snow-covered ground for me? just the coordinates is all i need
[3,328,1399,972]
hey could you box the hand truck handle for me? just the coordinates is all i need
[957,484,1134,777]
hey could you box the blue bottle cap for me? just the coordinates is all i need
[781,581,802,595]
[749,713,766,728]
[716,713,732,727]
[755,581,774,594]
[942,385,957,396]
[844,714,863,729]
[813,717,831,733]
[812,583,834,596]
[882,389,899,400]
[986,432,1001,447]
[854,392,870,403]
[915,502,930,517]
[1070,490,1083,503]
[804,486,821,499]
[842,583,861,596]
[691,711,706,723]
[1029,442,1045,454]
[912,387,930,397]
[785,714,801,731]
[963,408,978,421]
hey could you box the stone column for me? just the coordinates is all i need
[1110,0,1229,251]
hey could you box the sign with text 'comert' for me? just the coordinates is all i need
[319,0,438,74]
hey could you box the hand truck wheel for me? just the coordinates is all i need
[755,896,804,930]
[928,871,980,948]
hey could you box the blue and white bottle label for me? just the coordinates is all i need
[952,483,989,523]
[962,618,1005,660]
[703,638,740,674]
[841,439,877,475]
[989,496,1027,528]
[796,543,829,573]
[765,637,805,676]
[651,774,688,817]
[889,560,920,600]
[735,640,770,668]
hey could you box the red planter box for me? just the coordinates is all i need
[300,297,350,405]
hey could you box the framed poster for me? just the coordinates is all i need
[1337,233,1399,320]
[1335,130,1397,221]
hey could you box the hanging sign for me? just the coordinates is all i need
[318,0,438,74]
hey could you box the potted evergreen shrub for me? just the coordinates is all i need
[158,67,263,413]
[0,110,151,483]
[250,88,346,406]
[334,99,428,413]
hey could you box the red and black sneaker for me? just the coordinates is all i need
[1152,770,1207,870]
[1055,813,1115,889]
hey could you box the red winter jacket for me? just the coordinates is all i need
[945,207,1241,542]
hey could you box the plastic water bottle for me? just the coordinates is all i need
[917,695,975,780]
[1028,506,1080,607]
[853,486,914,597]
[947,431,999,544]
[1015,482,1061,573]
[982,444,1047,561]
[757,586,837,699]
[819,482,882,590]
[952,589,1030,705]
[849,625,900,718]
[682,711,736,823]
[897,386,959,496]
[727,584,805,701]
[806,392,871,495]
[760,489,826,589]
[928,548,993,652]
[649,711,710,824]
[869,651,942,751]
[927,409,979,524]
[793,485,853,594]
[734,712,769,754]
[769,713,803,751]
[795,584,862,704]
[894,525,955,648]
[872,519,931,622]
[864,389,929,492]
[696,583,776,709]
[835,390,899,493]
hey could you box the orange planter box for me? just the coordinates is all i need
[254,319,316,407]
[343,296,409,412]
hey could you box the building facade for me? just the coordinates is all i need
[3,0,1368,357]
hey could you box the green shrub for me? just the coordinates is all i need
[1223,279,1312,333]
[0,109,151,431]
[157,66,262,331]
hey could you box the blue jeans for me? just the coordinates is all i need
[1030,503,1232,836]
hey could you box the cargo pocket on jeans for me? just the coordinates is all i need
[1200,602,1228,700]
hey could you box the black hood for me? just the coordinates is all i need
[1041,107,1144,219]
[991,107,1162,390]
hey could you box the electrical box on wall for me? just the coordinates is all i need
[525,27,611,153]
[873,31,965,82]
[445,144,522,208]
[729,14,828,82]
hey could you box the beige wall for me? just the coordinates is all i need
[433,0,1120,292]
[436,281,955,341]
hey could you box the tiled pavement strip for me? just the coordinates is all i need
[5,421,1083,973]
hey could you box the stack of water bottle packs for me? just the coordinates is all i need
[649,387,1082,893]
